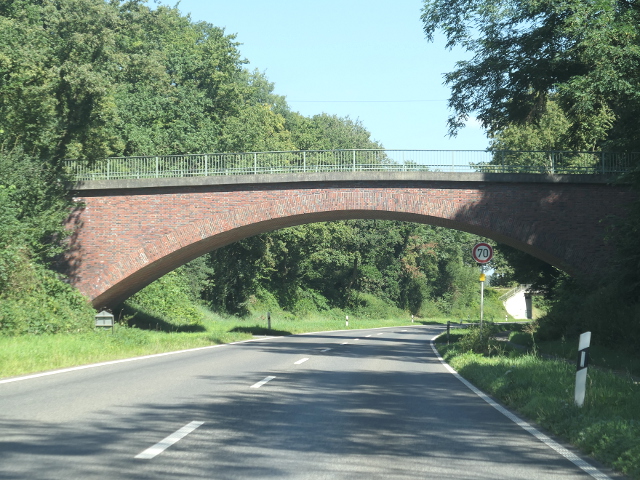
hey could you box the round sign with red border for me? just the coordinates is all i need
[472,243,493,264]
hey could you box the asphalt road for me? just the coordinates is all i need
[0,326,616,479]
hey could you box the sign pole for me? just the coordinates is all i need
[480,266,485,332]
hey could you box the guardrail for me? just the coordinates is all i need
[65,149,637,181]
[499,284,533,302]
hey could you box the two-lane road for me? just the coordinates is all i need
[0,326,616,479]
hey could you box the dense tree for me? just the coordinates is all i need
[0,1,506,334]
[489,100,571,153]
[286,113,383,151]
[0,147,94,335]
[423,0,640,348]
[421,0,640,152]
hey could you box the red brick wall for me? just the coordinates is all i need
[67,179,635,308]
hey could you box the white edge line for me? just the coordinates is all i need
[294,358,309,365]
[251,376,276,389]
[135,421,204,460]
[429,337,611,480]
[321,348,332,352]
[0,336,279,385]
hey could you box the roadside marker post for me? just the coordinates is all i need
[575,331,591,407]
[346,315,349,327]
[267,312,271,331]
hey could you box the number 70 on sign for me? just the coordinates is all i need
[472,243,493,264]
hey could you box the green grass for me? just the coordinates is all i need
[436,336,640,479]
[505,331,640,378]
[0,306,449,379]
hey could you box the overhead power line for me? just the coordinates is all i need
[288,99,447,103]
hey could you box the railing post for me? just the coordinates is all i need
[107,159,111,180]
[155,156,159,178]
[353,150,356,172]
[303,151,306,173]
[254,153,257,175]
[204,154,208,176]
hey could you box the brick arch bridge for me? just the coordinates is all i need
[66,172,635,309]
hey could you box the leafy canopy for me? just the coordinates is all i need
[422,0,640,151]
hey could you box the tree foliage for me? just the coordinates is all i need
[422,0,640,151]
[0,1,508,335]
[203,219,496,319]
[423,0,640,349]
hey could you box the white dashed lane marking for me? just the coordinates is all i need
[135,421,204,460]
[251,376,276,389]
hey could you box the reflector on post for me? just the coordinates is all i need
[574,331,591,407]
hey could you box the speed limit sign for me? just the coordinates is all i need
[472,243,493,264]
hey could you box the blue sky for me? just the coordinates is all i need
[173,0,489,151]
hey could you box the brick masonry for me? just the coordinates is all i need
[66,176,636,308]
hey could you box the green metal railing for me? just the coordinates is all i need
[65,149,637,181]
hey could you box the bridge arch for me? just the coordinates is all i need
[66,172,635,309]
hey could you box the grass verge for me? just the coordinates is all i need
[0,307,448,379]
[435,337,640,479]
[508,331,640,378]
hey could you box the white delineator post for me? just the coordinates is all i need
[574,331,591,407]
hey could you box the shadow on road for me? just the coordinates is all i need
[0,327,599,479]
[229,325,292,336]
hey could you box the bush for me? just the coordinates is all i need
[418,298,444,318]
[124,267,204,327]
[291,288,331,316]
[456,324,504,355]
[0,263,94,335]
[348,292,407,319]
[537,278,640,351]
